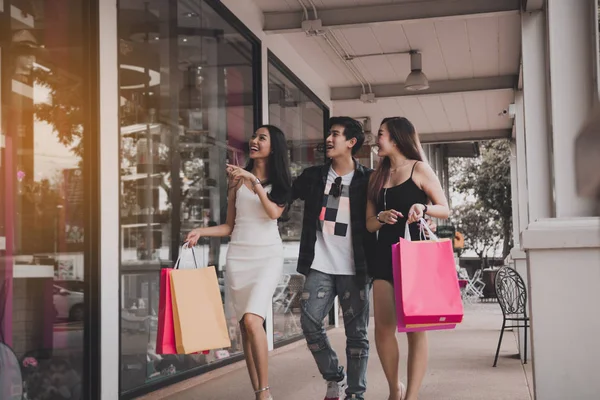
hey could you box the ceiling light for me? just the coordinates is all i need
[183,12,199,18]
[404,51,429,91]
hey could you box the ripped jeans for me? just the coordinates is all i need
[300,269,370,399]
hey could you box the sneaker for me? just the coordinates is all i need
[324,376,347,400]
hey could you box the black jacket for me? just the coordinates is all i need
[290,160,376,284]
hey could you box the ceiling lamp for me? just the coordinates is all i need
[404,51,429,91]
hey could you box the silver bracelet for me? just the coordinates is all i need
[251,177,262,187]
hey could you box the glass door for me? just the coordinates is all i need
[0,1,93,399]
[117,1,260,395]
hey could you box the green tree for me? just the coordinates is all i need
[32,68,84,159]
[451,202,503,264]
[450,140,513,259]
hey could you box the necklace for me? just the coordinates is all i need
[389,159,411,172]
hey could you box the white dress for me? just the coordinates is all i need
[225,184,283,321]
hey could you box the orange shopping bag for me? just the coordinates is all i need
[170,244,231,354]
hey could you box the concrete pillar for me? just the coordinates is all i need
[436,146,444,183]
[99,0,120,398]
[546,0,596,217]
[442,146,450,208]
[521,10,553,222]
[522,3,600,399]
[522,218,600,400]
[509,142,520,248]
[514,92,529,234]
[427,145,435,171]
[510,94,529,362]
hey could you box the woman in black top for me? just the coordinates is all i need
[366,117,449,400]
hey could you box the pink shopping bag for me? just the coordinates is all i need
[156,268,177,354]
[398,220,464,326]
[392,241,456,333]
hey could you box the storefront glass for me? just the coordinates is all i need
[0,1,92,399]
[268,53,329,344]
[117,0,259,394]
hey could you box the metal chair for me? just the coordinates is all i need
[493,266,530,367]
[464,268,485,303]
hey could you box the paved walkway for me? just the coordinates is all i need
[139,303,532,400]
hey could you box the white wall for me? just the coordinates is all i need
[220,0,332,109]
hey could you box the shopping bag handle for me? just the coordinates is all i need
[404,219,439,242]
[419,218,439,241]
[173,242,199,269]
[404,223,412,242]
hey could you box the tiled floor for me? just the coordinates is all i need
[139,302,531,400]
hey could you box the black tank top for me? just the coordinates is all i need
[376,161,428,246]
[369,161,429,281]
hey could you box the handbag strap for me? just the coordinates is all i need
[173,242,199,269]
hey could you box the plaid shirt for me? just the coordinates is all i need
[291,160,376,284]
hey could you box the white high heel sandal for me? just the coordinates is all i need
[255,386,273,400]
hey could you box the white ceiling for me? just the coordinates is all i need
[272,15,520,86]
[254,0,421,12]
[333,89,515,139]
[254,0,521,142]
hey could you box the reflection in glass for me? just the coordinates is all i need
[0,1,88,399]
[268,57,328,343]
[118,0,257,393]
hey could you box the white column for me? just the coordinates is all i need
[523,4,600,399]
[261,42,269,125]
[521,10,553,221]
[509,142,520,247]
[421,144,431,164]
[99,1,119,399]
[260,42,276,351]
[546,0,596,217]
[522,218,600,400]
[430,145,439,174]
[510,97,529,361]
[514,92,529,234]
[436,146,444,183]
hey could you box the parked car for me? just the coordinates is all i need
[53,284,84,321]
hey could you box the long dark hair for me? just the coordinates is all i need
[244,124,292,206]
[368,117,423,204]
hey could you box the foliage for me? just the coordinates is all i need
[450,140,513,260]
[451,202,503,261]
[32,68,84,159]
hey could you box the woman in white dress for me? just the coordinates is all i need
[186,125,291,400]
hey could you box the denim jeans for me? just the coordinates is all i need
[300,269,371,400]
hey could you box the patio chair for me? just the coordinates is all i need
[272,274,291,313]
[464,268,485,303]
[493,266,530,367]
[283,274,305,314]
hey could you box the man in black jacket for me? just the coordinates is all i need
[291,116,374,400]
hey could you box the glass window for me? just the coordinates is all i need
[268,53,330,344]
[117,0,259,393]
[0,1,92,399]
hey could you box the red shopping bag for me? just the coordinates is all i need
[392,242,457,333]
[156,268,177,354]
[156,242,200,354]
[398,220,463,326]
